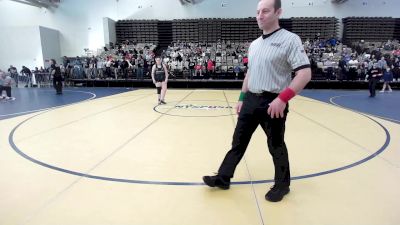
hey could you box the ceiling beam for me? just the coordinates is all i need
[9,0,58,8]
[35,0,59,8]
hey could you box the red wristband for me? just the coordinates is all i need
[278,88,296,103]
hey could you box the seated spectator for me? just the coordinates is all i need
[377,56,387,69]
[347,57,359,80]
[324,57,334,79]
[392,48,400,57]
[327,36,337,47]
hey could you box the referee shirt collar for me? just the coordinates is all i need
[262,27,282,39]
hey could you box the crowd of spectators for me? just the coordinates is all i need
[3,37,400,89]
[305,36,400,82]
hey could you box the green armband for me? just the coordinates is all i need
[238,92,246,101]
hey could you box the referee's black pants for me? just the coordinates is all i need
[53,77,63,94]
[368,78,378,97]
[218,91,290,188]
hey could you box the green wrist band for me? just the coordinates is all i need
[238,92,246,101]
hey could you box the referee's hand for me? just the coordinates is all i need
[235,101,243,115]
[268,98,286,119]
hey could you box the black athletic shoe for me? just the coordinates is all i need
[203,175,230,190]
[160,100,166,104]
[265,185,290,202]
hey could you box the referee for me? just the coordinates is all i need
[203,0,311,202]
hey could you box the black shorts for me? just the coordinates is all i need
[155,74,166,82]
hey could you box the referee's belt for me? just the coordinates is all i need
[248,91,278,98]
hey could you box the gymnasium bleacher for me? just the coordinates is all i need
[63,17,399,89]
[8,17,399,89]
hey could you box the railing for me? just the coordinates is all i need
[10,72,52,88]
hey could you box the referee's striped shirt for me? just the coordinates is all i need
[247,28,310,94]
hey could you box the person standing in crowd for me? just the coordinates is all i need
[73,56,83,79]
[89,56,98,79]
[50,59,63,95]
[0,70,3,98]
[113,59,120,79]
[393,57,400,81]
[8,65,18,87]
[120,57,129,79]
[105,57,113,78]
[20,66,32,87]
[151,56,169,105]
[97,58,105,79]
[62,56,71,79]
[203,0,311,202]
[0,70,14,100]
[188,59,195,79]
[136,55,144,80]
[207,58,214,79]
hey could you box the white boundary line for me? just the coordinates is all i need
[329,94,400,123]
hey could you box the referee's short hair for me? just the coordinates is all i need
[259,0,281,12]
[274,0,281,11]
